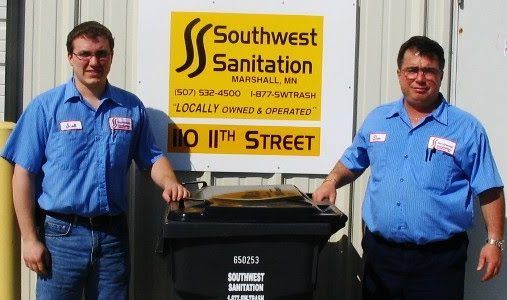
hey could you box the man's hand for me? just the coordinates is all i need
[476,244,502,281]
[23,238,51,275]
[477,188,504,281]
[312,180,338,203]
[150,157,190,202]
[162,180,190,203]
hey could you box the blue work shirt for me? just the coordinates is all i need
[341,94,503,244]
[1,78,163,217]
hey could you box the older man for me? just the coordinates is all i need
[313,36,504,299]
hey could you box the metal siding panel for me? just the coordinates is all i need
[426,0,452,99]
[54,1,76,85]
[22,0,34,109]
[125,0,138,93]
[0,41,6,64]
[22,0,75,107]
[31,1,58,95]
[79,0,105,23]
[381,0,408,102]
[0,1,4,124]
[103,0,128,88]
[357,0,385,122]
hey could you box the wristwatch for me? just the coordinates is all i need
[485,238,505,251]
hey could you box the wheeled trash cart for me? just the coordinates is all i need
[157,183,347,300]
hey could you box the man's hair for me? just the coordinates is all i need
[66,21,114,55]
[397,36,445,71]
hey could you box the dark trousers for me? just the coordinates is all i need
[362,228,468,300]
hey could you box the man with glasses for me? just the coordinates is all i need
[1,21,189,299]
[313,36,504,299]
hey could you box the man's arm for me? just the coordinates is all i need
[312,161,362,203]
[477,187,505,281]
[12,164,50,275]
[150,156,190,202]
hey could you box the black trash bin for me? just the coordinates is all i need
[157,183,347,300]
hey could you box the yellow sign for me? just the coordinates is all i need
[168,124,320,156]
[169,12,323,121]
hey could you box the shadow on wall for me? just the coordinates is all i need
[314,235,363,300]
[146,107,193,169]
[464,200,506,300]
[129,166,207,299]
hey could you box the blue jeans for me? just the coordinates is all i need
[36,214,130,300]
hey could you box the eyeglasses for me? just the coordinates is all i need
[72,50,111,62]
[401,67,442,80]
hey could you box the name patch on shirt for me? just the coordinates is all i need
[427,136,456,155]
[370,133,387,143]
[60,121,82,131]
[109,117,132,131]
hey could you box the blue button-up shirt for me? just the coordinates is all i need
[341,95,503,244]
[2,79,163,216]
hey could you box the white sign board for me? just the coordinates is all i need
[138,0,357,174]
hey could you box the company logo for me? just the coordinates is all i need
[176,18,212,78]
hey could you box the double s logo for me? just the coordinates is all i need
[176,18,212,78]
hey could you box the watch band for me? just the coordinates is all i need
[485,238,505,251]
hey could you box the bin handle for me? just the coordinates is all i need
[182,181,208,189]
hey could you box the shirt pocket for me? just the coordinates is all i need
[368,143,387,182]
[53,130,89,170]
[110,130,133,169]
[415,150,454,193]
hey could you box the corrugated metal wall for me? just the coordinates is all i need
[15,0,491,299]
[0,0,6,121]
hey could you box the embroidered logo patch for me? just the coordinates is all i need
[109,117,132,131]
[369,133,387,143]
[60,121,82,131]
[427,136,456,155]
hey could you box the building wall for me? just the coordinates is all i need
[0,0,6,121]
[13,0,505,299]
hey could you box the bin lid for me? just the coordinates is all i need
[165,184,346,224]
[158,184,348,243]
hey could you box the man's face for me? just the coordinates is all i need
[68,35,113,89]
[397,48,443,110]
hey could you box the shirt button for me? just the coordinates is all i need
[396,202,401,206]
[404,154,408,159]
[400,178,404,182]
[398,226,402,230]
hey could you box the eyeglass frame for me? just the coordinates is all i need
[400,66,443,81]
[71,50,112,62]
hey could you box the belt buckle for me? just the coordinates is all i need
[89,216,96,227]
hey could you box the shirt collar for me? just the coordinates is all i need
[63,77,125,106]
[386,93,449,126]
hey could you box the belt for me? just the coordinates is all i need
[366,228,468,250]
[42,210,125,227]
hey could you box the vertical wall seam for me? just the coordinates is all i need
[74,0,80,25]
